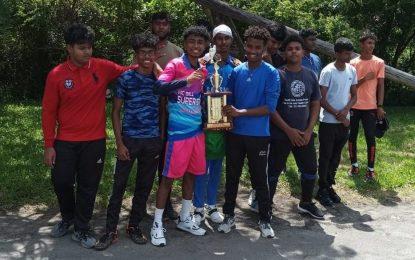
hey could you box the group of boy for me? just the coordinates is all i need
[42,11,385,250]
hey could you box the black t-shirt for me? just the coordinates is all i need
[271,66,321,139]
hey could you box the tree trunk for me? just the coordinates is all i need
[195,0,415,89]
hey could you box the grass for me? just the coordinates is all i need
[0,103,414,209]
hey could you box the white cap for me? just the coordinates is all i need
[213,24,233,39]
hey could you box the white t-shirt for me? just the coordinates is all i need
[319,62,358,123]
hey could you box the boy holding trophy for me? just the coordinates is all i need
[193,25,240,226]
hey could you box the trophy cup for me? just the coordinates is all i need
[204,45,232,130]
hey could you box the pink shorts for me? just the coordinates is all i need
[162,133,206,179]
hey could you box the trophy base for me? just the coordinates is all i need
[204,122,232,131]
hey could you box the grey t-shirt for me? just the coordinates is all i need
[271,66,321,139]
[319,62,357,123]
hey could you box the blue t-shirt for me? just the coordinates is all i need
[115,69,159,138]
[302,53,322,77]
[227,61,280,137]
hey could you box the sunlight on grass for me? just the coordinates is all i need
[0,103,414,209]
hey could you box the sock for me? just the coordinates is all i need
[154,208,164,226]
[368,167,374,172]
[352,163,359,167]
[180,199,192,220]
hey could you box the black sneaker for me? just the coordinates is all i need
[72,230,97,249]
[316,189,334,207]
[298,202,325,220]
[328,187,341,203]
[51,220,73,238]
[95,231,118,251]
[163,201,178,221]
[127,226,147,244]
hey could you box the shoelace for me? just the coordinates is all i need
[153,227,166,238]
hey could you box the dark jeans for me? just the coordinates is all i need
[318,122,349,189]
[52,139,106,232]
[268,136,317,203]
[223,132,271,222]
[106,137,162,232]
[348,109,377,168]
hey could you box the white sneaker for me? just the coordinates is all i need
[218,215,235,233]
[248,189,256,206]
[206,207,224,223]
[259,221,275,238]
[151,222,166,247]
[193,210,205,226]
[177,215,206,236]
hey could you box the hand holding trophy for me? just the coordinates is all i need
[204,44,232,130]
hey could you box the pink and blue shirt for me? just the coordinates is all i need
[154,54,207,141]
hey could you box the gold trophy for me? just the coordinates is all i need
[204,45,232,130]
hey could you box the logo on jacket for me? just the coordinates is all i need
[64,79,74,89]
[290,80,305,97]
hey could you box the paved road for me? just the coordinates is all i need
[1,191,414,259]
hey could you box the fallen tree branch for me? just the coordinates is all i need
[195,0,415,89]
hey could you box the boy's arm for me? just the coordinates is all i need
[154,62,205,95]
[304,100,320,138]
[336,84,357,122]
[159,97,168,141]
[376,78,385,119]
[112,97,130,161]
[154,60,186,95]
[224,69,280,117]
[42,73,59,167]
[375,61,386,119]
[154,79,187,95]
[99,59,132,82]
[270,110,305,147]
[320,86,338,116]
[319,69,338,116]
[303,76,321,144]
[356,72,376,88]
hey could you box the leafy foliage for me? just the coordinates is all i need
[0,0,414,104]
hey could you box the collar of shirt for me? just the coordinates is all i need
[65,57,92,71]
[182,53,201,70]
[132,69,156,80]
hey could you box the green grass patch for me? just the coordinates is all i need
[0,103,414,209]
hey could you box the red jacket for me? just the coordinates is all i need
[42,58,129,147]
